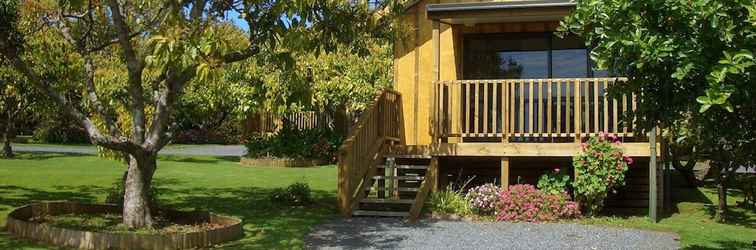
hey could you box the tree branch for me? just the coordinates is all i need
[107,0,147,144]
[57,16,120,137]
[144,65,196,152]
[0,41,140,153]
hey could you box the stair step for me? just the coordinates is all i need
[352,210,410,217]
[365,187,420,192]
[372,176,425,181]
[361,198,415,204]
[378,164,429,170]
[385,155,432,159]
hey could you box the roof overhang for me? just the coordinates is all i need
[426,0,576,25]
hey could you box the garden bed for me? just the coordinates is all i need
[240,156,328,168]
[5,201,243,250]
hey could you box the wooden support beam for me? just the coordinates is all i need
[501,157,510,188]
[649,127,658,222]
[432,20,440,143]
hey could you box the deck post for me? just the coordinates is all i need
[430,156,439,193]
[501,157,510,188]
[649,127,658,222]
[432,19,440,144]
[574,80,582,143]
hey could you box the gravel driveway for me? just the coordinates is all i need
[11,144,246,157]
[305,218,679,250]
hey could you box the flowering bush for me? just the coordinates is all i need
[572,132,633,216]
[537,168,571,195]
[466,184,502,215]
[496,184,580,222]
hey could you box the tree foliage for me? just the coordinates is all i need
[0,0,400,228]
[562,0,756,221]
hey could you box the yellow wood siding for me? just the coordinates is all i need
[394,0,559,145]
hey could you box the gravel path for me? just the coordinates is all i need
[305,218,680,250]
[11,144,246,157]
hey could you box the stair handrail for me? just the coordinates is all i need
[337,89,404,216]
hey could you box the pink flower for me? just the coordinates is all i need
[554,168,561,173]
[623,155,634,165]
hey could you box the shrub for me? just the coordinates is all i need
[269,182,312,205]
[429,186,472,216]
[32,121,89,144]
[496,184,580,222]
[466,183,501,215]
[537,168,571,195]
[572,133,633,216]
[245,122,343,163]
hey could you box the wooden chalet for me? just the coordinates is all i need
[338,0,667,221]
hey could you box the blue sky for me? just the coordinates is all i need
[224,10,249,32]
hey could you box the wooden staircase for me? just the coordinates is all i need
[352,155,431,217]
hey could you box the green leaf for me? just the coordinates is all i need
[699,104,711,113]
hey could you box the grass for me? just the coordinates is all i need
[0,153,338,249]
[1,152,755,249]
[581,181,756,250]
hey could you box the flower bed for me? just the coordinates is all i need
[5,201,243,250]
[496,184,581,222]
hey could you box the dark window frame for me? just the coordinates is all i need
[463,32,602,79]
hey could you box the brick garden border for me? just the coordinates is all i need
[5,201,243,249]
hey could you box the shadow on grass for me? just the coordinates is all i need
[0,230,56,250]
[3,152,92,161]
[682,240,755,250]
[157,185,339,249]
[158,155,241,164]
[0,185,101,213]
[0,180,342,249]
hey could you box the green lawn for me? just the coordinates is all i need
[1,153,755,249]
[583,182,756,249]
[0,153,338,249]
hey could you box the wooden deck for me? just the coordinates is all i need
[433,78,645,145]
[388,142,656,158]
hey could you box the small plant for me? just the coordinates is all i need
[537,168,571,195]
[496,184,580,222]
[572,133,633,216]
[466,183,501,215]
[429,186,472,216]
[269,182,312,205]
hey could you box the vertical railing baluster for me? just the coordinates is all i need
[473,81,480,137]
[483,80,489,136]
[547,79,553,138]
[556,80,562,137]
[529,79,534,137]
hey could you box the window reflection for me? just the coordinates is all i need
[552,49,588,78]
[463,33,606,79]
[498,51,548,79]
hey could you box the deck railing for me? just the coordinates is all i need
[337,89,403,216]
[435,78,640,142]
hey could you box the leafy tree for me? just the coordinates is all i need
[0,0,398,228]
[562,0,756,221]
[0,65,40,158]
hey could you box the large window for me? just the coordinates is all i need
[463,33,605,79]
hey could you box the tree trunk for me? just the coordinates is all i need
[712,161,728,222]
[331,104,349,137]
[122,152,157,228]
[673,160,700,188]
[2,113,14,158]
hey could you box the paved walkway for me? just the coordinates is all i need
[11,144,246,157]
[305,218,680,250]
